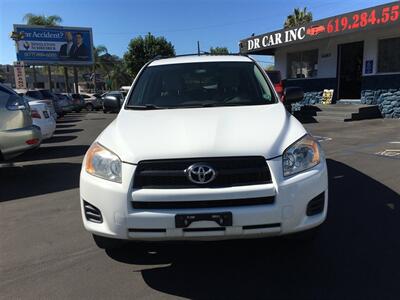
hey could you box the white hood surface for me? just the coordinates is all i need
[97,103,307,164]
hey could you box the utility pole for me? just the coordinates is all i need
[47,65,52,92]
[73,66,79,94]
[32,65,37,88]
[197,41,200,55]
[64,66,70,93]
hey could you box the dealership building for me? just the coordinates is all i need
[240,1,400,118]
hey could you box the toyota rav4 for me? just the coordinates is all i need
[80,55,328,249]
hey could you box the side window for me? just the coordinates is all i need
[0,89,12,106]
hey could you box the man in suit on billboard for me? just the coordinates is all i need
[71,32,89,60]
[59,31,74,59]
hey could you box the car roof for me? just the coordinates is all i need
[148,55,252,67]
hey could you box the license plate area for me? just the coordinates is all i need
[175,212,232,228]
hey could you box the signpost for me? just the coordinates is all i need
[240,2,400,54]
[13,61,27,89]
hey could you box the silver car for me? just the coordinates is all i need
[0,84,42,161]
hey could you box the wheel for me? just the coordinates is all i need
[92,234,125,250]
[86,103,94,111]
[103,108,108,113]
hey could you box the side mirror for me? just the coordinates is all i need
[282,87,304,104]
[103,95,119,108]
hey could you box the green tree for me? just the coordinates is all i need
[123,33,175,77]
[23,13,62,26]
[0,68,5,83]
[284,7,312,29]
[109,62,132,90]
[209,47,229,55]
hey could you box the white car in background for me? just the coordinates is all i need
[80,93,103,111]
[24,96,56,140]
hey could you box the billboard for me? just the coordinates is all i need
[13,25,94,65]
[240,1,400,54]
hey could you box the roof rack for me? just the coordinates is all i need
[149,52,249,63]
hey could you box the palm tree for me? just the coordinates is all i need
[23,13,62,26]
[284,8,313,29]
[92,45,110,91]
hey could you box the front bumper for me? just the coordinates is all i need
[80,157,328,241]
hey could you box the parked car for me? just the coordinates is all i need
[102,91,126,113]
[80,93,103,111]
[16,89,58,120]
[69,94,85,112]
[54,93,74,115]
[0,84,42,161]
[36,89,66,117]
[80,55,327,250]
[23,96,56,140]
[266,70,283,99]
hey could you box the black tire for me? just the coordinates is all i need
[92,234,125,250]
[103,109,108,113]
[86,103,94,111]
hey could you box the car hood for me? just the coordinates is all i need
[97,103,307,164]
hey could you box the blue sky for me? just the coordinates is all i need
[0,0,390,65]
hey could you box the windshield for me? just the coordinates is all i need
[127,62,276,109]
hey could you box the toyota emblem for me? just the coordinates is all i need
[186,163,216,184]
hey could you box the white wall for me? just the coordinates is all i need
[274,26,400,80]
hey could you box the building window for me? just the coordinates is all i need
[378,37,400,73]
[287,49,318,79]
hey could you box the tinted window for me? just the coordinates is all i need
[127,62,275,109]
[378,37,400,73]
[287,50,318,79]
[266,71,281,84]
[38,90,54,98]
[26,90,44,99]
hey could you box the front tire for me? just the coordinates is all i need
[86,103,94,111]
[92,234,125,250]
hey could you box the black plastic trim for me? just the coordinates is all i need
[132,196,275,210]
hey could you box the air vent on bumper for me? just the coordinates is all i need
[83,201,103,223]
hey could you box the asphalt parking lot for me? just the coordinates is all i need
[1,112,399,299]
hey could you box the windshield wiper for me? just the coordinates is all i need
[127,104,166,110]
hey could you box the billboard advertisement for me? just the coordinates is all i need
[13,25,94,65]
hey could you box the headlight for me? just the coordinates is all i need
[283,134,321,177]
[85,143,122,183]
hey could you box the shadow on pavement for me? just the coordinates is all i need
[42,135,77,144]
[54,129,83,135]
[14,145,88,162]
[106,159,400,299]
[0,162,81,202]
[56,119,82,124]
[56,124,76,129]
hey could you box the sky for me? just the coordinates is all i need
[0,0,391,66]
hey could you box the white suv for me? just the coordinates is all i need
[80,55,328,249]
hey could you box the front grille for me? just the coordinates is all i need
[306,192,325,216]
[133,156,272,189]
[132,196,275,209]
[83,201,103,223]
